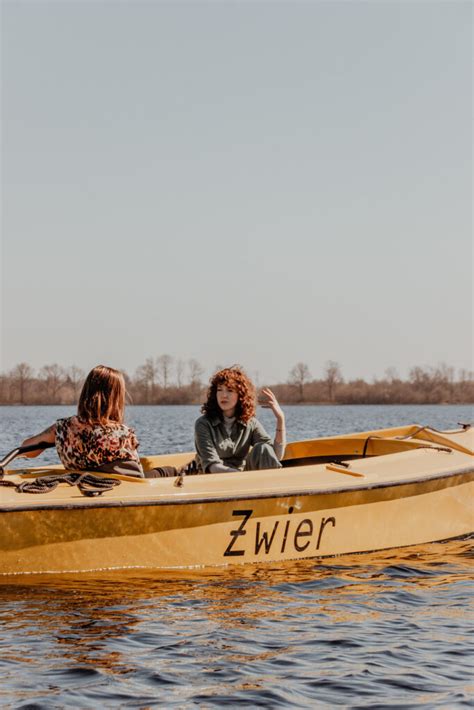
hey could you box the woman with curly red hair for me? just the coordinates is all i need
[194,366,286,473]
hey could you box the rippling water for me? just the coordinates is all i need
[1,405,473,707]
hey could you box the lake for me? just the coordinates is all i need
[0,404,472,707]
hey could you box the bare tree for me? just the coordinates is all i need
[156,354,174,389]
[0,374,9,404]
[433,363,456,400]
[135,357,159,403]
[66,365,85,401]
[323,360,343,401]
[409,366,433,400]
[176,359,186,388]
[459,368,474,384]
[188,358,204,386]
[0,358,472,405]
[39,364,67,404]
[288,362,311,401]
[385,367,400,384]
[10,362,34,404]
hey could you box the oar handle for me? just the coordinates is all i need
[0,441,56,472]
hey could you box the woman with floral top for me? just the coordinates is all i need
[194,366,286,473]
[21,364,144,477]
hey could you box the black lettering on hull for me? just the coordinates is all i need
[224,509,253,557]
[281,506,294,553]
[294,519,313,551]
[223,507,337,559]
[255,521,280,554]
[316,516,336,550]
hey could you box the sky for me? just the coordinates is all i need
[1,0,472,385]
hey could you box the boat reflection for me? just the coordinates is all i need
[0,537,472,676]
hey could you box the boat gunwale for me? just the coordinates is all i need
[1,465,473,514]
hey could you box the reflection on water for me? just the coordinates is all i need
[1,538,473,708]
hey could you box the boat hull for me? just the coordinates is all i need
[1,469,472,574]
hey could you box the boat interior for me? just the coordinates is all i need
[132,423,473,476]
[279,424,473,468]
[2,424,472,486]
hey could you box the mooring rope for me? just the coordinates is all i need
[0,472,121,497]
[396,423,471,441]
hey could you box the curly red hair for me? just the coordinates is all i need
[201,366,256,423]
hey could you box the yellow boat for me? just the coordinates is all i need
[0,424,472,575]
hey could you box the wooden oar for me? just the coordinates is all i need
[0,441,55,474]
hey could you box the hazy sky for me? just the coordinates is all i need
[1,0,472,385]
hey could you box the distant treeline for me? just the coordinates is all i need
[1,357,473,406]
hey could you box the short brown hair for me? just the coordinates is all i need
[201,366,256,424]
[78,365,125,425]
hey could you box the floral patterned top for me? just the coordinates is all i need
[55,416,141,470]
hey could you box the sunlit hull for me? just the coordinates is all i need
[1,425,473,574]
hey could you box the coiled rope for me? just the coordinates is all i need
[0,472,121,497]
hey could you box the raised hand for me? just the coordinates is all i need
[259,387,285,422]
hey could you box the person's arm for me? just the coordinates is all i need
[195,418,238,473]
[259,388,286,459]
[21,424,56,458]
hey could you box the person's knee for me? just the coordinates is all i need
[247,443,281,470]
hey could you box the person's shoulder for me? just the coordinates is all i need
[121,422,138,438]
[55,415,75,428]
[195,414,211,428]
[98,422,136,443]
[249,417,270,434]
[113,420,134,431]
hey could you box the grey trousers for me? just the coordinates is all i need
[147,445,282,477]
[245,443,282,471]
